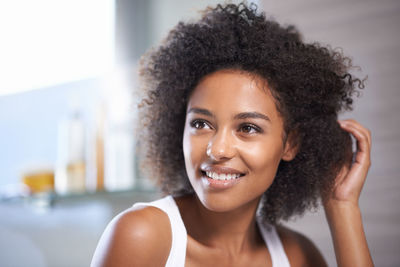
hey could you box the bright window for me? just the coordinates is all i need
[0,0,115,96]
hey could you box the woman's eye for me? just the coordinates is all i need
[239,124,261,134]
[190,120,210,130]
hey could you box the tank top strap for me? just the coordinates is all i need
[257,218,291,267]
[132,196,187,267]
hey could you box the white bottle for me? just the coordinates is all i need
[102,70,136,192]
[55,110,86,195]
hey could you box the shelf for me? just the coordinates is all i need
[0,185,161,210]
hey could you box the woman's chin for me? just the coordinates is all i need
[194,191,258,214]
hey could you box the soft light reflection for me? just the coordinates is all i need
[0,0,115,96]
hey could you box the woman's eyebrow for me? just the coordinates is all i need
[187,107,214,117]
[234,112,271,122]
[187,108,270,122]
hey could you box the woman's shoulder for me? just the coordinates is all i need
[276,225,328,267]
[91,205,172,267]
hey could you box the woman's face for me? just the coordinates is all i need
[183,69,296,212]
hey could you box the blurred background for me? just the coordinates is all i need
[0,0,399,266]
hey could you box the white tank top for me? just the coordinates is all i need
[132,196,291,267]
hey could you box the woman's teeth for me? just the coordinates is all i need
[205,171,241,180]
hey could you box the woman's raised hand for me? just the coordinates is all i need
[324,119,372,207]
[323,119,374,267]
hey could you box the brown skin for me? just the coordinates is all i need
[91,70,372,267]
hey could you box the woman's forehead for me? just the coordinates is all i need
[187,69,281,120]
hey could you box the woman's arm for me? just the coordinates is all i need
[323,119,373,266]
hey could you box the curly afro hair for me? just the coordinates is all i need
[138,2,364,224]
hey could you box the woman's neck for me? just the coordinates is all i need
[176,194,263,255]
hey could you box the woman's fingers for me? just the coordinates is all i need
[334,119,372,202]
[338,120,371,164]
[339,119,371,147]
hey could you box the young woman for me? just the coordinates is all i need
[92,3,373,266]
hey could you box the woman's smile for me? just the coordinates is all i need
[183,69,297,212]
[200,164,246,189]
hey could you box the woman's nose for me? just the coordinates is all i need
[206,129,236,161]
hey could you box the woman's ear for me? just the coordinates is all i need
[282,131,299,161]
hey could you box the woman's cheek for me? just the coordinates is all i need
[182,129,194,171]
[183,133,206,171]
[239,141,283,170]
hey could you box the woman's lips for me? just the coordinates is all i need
[200,170,245,189]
